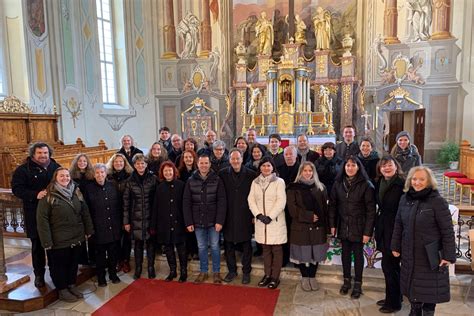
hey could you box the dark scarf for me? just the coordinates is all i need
[395,145,416,162]
[113,169,130,182]
[379,176,397,202]
[31,157,51,169]
[407,187,432,201]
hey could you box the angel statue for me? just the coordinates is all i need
[177,13,200,59]
[286,14,307,45]
[247,85,261,128]
[312,7,331,50]
[319,85,331,113]
[255,12,274,56]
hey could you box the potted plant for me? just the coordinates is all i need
[437,142,460,169]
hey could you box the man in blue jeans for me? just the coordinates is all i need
[183,153,227,284]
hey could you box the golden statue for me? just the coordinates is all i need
[312,7,331,50]
[247,85,261,128]
[318,85,332,126]
[294,15,307,45]
[255,12,274,56]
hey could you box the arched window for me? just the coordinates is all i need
[96,0,117,104]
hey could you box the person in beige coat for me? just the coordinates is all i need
[248,157,287,289]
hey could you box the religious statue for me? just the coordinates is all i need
[247,85,261,128]
[235,41,247,65]
[289,14,307,45]
[281,81,292,104]
[406,63,425,85]
[312,7,331,51]
[318,85,332,113]
[177,12,200,59]
[255,11,274,56]
[407,0,432,42]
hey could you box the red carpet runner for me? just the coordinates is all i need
[93,279,280,316]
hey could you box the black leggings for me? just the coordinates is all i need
[341,240,364,282]
[298,263,319,278]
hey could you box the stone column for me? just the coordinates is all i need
[200,0,212,57]
[383,0,400,44]
[162,0,177,58]
[431,0,453,40]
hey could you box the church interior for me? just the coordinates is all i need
[0,0,473,315]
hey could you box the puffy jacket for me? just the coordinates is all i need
[11,158,61,238]
[315,156,343,194]
[83,180,122,244]
[328,173,376,242]
[287,182,329,246]
[123,171,157,240]
[36,185,94,249]
[248,174,287,245]
[183,170,226,228]
[391,189,456,304]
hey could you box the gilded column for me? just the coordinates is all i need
[162,0,177,58]
[383,0,400,44]
[431,0,452,40]
[200,0,212,57]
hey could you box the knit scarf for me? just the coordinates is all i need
[54,182,75,200]
[256,173,276,190]
[297,148,310,162]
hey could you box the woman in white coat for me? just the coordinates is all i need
[248,157,287,289]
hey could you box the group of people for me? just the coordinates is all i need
[11,126,455,316]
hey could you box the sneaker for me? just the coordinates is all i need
[193,272,208,284]
[59,289,78,302]
[223,272,237,283]
[67,285,84,298]
[241,273,251,285]
[300,278,311,292]
[213,273,222,284]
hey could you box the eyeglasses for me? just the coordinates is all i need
[214,148,224,151]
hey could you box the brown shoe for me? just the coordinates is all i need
[213,273,222,284]
[122,261,131,273]
[193,272,208,284]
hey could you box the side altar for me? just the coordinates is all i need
[232,7,360,144]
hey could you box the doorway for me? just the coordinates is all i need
[384,109,425,159]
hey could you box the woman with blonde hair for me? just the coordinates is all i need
[36,168,94,302]
[391,166,455,316]
[287,161,329,292]
[106,153,133,273]
[146,142,169,175]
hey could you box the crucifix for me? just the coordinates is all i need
[361,110,372,133]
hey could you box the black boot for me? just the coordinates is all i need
[422,310,435,316]
[340,277,351,295]
[146,241,156,279]
[409,303,423,316]
[133,242,144,280]
[34,275,45,288]
[164,245,177,281]
[351,281,362,299]
[177,244,188,282]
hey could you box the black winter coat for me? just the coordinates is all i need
[210,154,230,173]
[277,162,300,186]
[391,189,456,304]
[108,170,131,194]
[151,180,186,244]
[83,180,122,244]
[178,167,195,183]
[287,182,329,245]
[11,158,61,238]
[122,171,157,240]
[183,170,226,228]
[374,176,404,253]
[299,149,320,163]
[117,146,143,166]
[219,166,257,243]
[393,145,422,174]
[168,148,182,164]
[329,174,376,242]
[335,141,360,159]
[358,151,379,185]
[315,156,343,194]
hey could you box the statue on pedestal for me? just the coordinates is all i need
[177,13,200,58]
[255,12,274,56]
[312,7,332,51]
[407,0,432,41]
[319,85,332,126]
[235,41,247,65]
[293,15,307,45]
[247,85,261,128]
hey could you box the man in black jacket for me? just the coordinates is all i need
[117,135,143,166]
[158,127,172,153]
[335,126,360,159]
[11,142,61,288]
[83,164,122,287]
[219,149,256,284]
[296,134,319,163]
[168,134,183,163]
[183,154,226,284]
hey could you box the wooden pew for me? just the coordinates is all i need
[460,140,474,179]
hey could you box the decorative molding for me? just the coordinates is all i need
[99,108,137,131]
[0,96,32,113]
